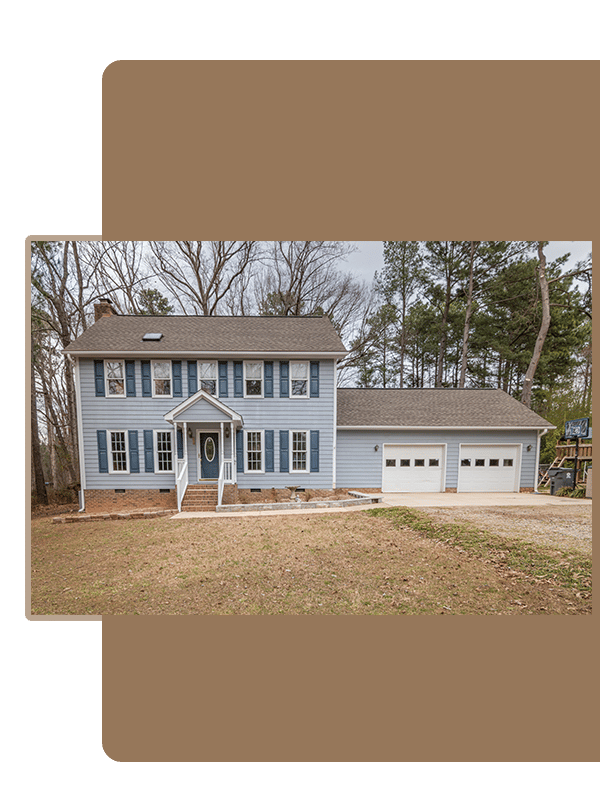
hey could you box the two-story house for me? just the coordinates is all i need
[64,300,554,512]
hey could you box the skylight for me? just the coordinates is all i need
[142,333,163,341]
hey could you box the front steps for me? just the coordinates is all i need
[181,483,218,512]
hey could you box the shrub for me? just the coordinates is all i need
[555,486,573,497]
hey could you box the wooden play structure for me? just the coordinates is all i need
[539,437,592,487]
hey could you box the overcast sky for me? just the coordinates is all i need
[343,241,592,285]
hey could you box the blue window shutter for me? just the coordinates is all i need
[128,430,140,472]
[236,430,244,473]
[176,428,184,458]
[218,361,228,397]
[187,361,198,395]
[172,360,182,397]
[279,361,289,397]
[144,430,154,472]
[310,430,320,472]
[310,361,320,397]
[97,430,108,473]
[265,430,274,472]
[125,360,136,396]
[234,361,243,397]
[94,361,105,397]
[264,361,274,398]
[279,430,289,472]
[141,361,152,397]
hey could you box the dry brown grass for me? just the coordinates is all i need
[30,509,591,616]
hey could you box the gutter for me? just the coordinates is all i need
[63,350,348,359]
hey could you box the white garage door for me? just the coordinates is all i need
[382,444,445,492]
[458,444,520,492]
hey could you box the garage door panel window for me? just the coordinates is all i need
[400,459,410,467]
[461,458,471,467]
[429,459,439,466]
[489,459,499,466]
[415,459,425,467]
[475,459,485,466]
[504,459,513,467]
[386,459,396,467]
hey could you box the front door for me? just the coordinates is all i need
[198,432,219,480]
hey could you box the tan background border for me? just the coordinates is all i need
[100,61,596,761]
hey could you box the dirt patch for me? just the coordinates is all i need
[30,509,591,616]
[423,505,592,556]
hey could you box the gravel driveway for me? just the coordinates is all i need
[424,505,592,556]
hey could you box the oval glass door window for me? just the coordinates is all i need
[204,437,215,462]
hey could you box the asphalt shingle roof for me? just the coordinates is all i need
[337,388,554,429]
[64,314,347,356]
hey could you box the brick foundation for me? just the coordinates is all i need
[84,488,177,512]
[445,487,458,493]
[519,487,535,493]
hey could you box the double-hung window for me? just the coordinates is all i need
[290,361,309,397]
[245,430,263,472]
[154,430,174,472]
[244,361,263,397]
[290,430,308,472]
[199,361,217,395]
[152,360,172,397]
[105,360,125,396]
[108,430,129,473]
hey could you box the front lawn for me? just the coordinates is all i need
[30,508,591,615]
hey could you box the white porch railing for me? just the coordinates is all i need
[218,458,234,507]
[176,459,188,512]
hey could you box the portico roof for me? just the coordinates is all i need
[164,390,244,426]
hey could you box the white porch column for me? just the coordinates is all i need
[184,422,188,463]
[220,422,224,473]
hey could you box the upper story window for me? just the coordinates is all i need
[199,361,217,395]
[152,360,172,397]
[105,360,125,396]
[244,361,263,397]
[290,361,309,397]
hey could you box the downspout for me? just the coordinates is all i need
[332,359,338,489]
[534,428,548,492]
[69,355,86,512]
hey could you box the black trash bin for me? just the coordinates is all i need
[550,468,574,495]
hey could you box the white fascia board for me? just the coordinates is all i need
[337,425,556,431]
[164,389,244,424]
[63,350,347,359]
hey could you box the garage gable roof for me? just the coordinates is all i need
[337,388,554,429]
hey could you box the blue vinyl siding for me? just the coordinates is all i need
[78,357,336,490]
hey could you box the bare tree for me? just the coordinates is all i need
[147,241,261,315]
[521,242,551,408]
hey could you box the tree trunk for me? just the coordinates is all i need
[459,241,476,388]
[31,355,48,505]
[521,242,551,408]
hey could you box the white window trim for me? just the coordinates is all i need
[104,359,126,398]
[153,429,175,473]
[244,429,265,473]
[151,359,173,398]
[197,359,219,398]
[107,429,130,474]
[243,360,264,399]
[289,429,309,473]
[289,360,309,399]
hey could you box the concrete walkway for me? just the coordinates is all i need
[170,492,590,519]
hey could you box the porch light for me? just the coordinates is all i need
[225,427,230,438]
[374,445,379,451]
[189,428,193,438]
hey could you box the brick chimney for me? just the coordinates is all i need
[94,298,117,322]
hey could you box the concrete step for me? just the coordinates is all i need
[181,505,217,511]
